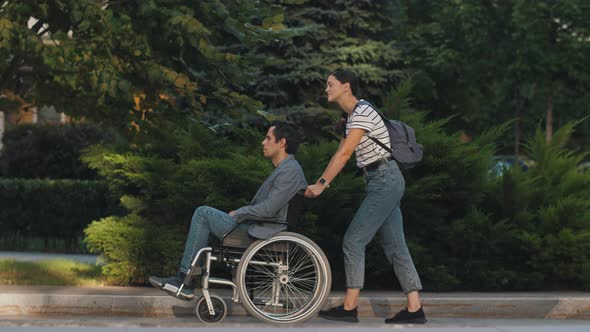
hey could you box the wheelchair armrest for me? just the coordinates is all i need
[219,216,285,258]
[221,216,277,245]
[235,215,283,224]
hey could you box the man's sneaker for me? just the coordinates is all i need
[385,307,427,324]
[318,305,359,323]
[148,275,179,288]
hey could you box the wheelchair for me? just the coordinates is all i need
[169,193,332,324]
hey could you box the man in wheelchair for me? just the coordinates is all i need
[149,121,308,300]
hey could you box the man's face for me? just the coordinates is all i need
[325,74,348,103]
[262,126,284,158]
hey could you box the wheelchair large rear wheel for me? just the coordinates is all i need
[236,232,331,324]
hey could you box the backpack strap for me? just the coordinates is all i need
[342,100,367,139]
[347,100,404,164]
[343,100,406,167]
[355,100,396,154]
[342,112,349,139]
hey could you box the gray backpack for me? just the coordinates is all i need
[353,100,423,169]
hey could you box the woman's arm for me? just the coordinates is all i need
[322,137,346,175]
[305,128,365,198]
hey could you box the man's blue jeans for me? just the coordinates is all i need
[178,206,249,273]
[343,160,423,293]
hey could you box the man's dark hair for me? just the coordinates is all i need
[328,68,359,97]
[270,121,301,154]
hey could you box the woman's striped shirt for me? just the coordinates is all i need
[345,100,391,168]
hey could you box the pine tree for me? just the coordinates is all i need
[247,0,405,111]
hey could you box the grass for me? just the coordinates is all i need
[0,259,105,286]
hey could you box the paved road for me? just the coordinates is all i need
[0,316,589,331]
[0,251,99,264]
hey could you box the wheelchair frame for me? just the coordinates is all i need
[172,218,331,324]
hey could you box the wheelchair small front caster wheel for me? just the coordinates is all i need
[195,295,227,324]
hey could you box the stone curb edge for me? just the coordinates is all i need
[1,292,589,320]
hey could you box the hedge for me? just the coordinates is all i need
[0,178,121,252]
[0,123,114,179]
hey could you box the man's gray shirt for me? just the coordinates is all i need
[233,155,307,239]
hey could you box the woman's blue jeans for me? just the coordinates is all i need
[178,206,248,273]
[343,159,423,293]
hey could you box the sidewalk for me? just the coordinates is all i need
[0,286,588,320]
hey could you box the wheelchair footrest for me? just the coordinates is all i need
[161,283,195,301]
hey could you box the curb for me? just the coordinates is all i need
[0,286,589,319]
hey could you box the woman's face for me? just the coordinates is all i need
[325,75,347,103]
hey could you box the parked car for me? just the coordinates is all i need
[489,155,535,178]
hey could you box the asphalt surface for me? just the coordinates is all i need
[0,316,589,331]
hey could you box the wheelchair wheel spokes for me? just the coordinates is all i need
[246,244,315,315]
[236,232,331,324]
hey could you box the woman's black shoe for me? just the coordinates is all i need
[318,305,359,323]
[385,306,427,324]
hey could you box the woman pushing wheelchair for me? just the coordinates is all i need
[305,68,426,324]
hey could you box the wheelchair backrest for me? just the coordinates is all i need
[286,191,305,232]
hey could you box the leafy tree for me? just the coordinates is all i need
[0,0,307,134]
[509,1,590,143]
[395,0,590,151]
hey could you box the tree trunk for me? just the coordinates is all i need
[0,111,4,152]
[546,94,554,143]
[514,109,520,157]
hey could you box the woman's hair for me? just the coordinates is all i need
[270,121,301,154]
[328,68,359,97]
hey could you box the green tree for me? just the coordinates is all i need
[510,1,590,143]
[395,0,590,151]
[246,1,404,118]
[1,0,309,284]
[0,0,306,133]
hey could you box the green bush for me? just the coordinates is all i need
[0,178,121,252]
[298,114,506,291]
[80,92,590,290]
[81,113,505,289]
[82,123,273,284]
[0,123,115,179]
[476,122,590,290]
[297,83,507,291]
[84,214,182,285]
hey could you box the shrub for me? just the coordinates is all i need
[81,113,508,289]
[84,214,182,285]
[478,121,590,290]
[80,98,590,291]
[82,123,272,284]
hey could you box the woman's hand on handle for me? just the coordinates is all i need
[305,184,325,198]
[305,128,365,199]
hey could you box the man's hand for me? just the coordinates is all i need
[229,211,235,217]
[305,184,325,198]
